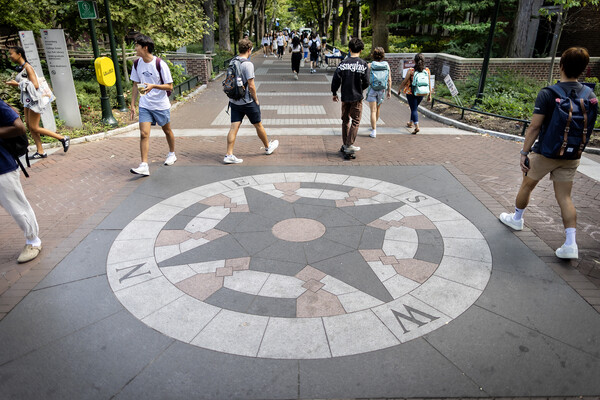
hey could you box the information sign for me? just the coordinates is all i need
[77,1,98,19]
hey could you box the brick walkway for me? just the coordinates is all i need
[1,52,599,321]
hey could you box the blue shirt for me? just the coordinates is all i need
[0,100,20,174]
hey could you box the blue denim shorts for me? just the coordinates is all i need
[139,107,170,126]
[366,87,385,105]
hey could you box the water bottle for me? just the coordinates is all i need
[236,77,243,87]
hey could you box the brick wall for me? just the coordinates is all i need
[386,53,600,85]
[163,53,213,84]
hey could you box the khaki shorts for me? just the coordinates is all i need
[527,152,580,182]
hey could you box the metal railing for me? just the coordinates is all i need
[430,96,600,136]
[169,76,199,100]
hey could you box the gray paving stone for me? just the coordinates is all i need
[425,305,600,396]
[294,196,337,207]
[312,251,394,303]
[247,295,297,318]
[0,276,123,365]
[339,202,404,225]
[215,211,279,233]
[232,230,279,255]
[36,229,120,289]
[163,202,209,230]
[301,182,354,193]
[158,234,249,268]
[323,226,365,249]
[253,239,309,265]
[358,226,386,249]
[299,339,483,398]
[249,257,306,276]
[114,341,298,399]
[317,207,364,227]
[304,238,356,265]
[414,229,444,264]
[96,192,163,230]
[0,310,173,400]
[245,187,296,220]
[203,287,255,314]
[292,202,332,219]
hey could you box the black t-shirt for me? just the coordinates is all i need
[0,100,20,174]
[531,82,597,154]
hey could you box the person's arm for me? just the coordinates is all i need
[427,68,432,101]
[331,68,341,102]
[520,113,544,173]
[387,65,392,98]
[362,62,370,91]
[144,82,173,93]
[0,116,26,139]
[130,81,139,120]
[247,78,259,105]
[25,64,39,89]
[399,69,411,93]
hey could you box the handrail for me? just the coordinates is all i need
[430,96,600,136]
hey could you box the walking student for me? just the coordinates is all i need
[5,47,69,159]
[276,33,285,59]
[290,36,303,80]
[366,47,392,138]
[499,47,597,260]
[309,33,319,73]
[261,34,270,57]
[331,37,369,156]
[399,53,431,134]
[0,99,42,263]
[129,34,176,176]
[224,39,279,164]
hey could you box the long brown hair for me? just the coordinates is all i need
[414,53,425,72]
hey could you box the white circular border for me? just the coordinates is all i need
[107,173,492,359]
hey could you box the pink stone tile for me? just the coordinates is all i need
[335,200,354,208]
[297,290,346,317]
[155,230,191,247]
[230,204,250,213]
[367,219,390,230]
[346,196,358,202]
[215,266,233,277]
[388,220,405,227]
[393,259,439,283]
[302,279,325,293]
[295,265,327,282]
[200,194,230,206]
[359,249,386,262]
[379,256,398,265]
[272,218,325,242]
[191,231,207,240]
[176,273,224,301]
[348,188,378,199]
[282,195,300,203]
[274,182,301,192]
[399,216,437,230]
[204,229,228,241]
[226,257,251,271]
[284,191,296,196]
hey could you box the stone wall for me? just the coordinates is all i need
[163,53,213,84]
[386,53,600,85]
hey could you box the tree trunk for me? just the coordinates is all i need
[203,0,215,53]
[340,0,351,45]
[217,0,231,52]
[507,0,543,58]
[547,7,565,86]
[372,0,394,52]
[121,37,129,83]
[352,2,362,40]
[332,0,341,44]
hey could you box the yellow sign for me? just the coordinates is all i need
[94,57,116,86]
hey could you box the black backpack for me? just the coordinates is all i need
[222,57,248,100]
[310,40,317,52]
[1,135,30,177]
[534,84,598,159]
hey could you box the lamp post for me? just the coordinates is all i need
[88,19,117,126]
[332,8,338,49]
[229,0,237,54]
[103,0,127,111]
[474,0,501,106]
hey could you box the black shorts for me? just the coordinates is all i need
[278,45,284,55]
[230,101,261,124]
[310,51,318,62]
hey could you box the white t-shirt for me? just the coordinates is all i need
[277,36,284,46]
[130,56,173,111]
[229,57,255,106]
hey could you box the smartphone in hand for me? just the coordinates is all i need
[524,156,530,176]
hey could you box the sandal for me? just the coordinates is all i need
[406,122,414,128]
[412,128,419,135]
[30,152,48,159]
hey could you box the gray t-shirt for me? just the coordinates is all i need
[229,57,255,106]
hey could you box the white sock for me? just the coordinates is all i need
[514,207,524,220]
[26,236,42,247]
[168,152,175,157]
[140,162,148,167]
[564,228,576,246]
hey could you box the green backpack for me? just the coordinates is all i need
[412,69,430,96]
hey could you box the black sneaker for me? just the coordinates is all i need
[60,136,70,152]
[31,152,48,159]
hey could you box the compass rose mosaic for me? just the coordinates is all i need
[107,173,492,359]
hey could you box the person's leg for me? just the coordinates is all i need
[553,180,576,229]
[515,176,540,210]
[161,122,175,153]
[24,108,44,154]
[369,101,377,130]
[341,102,351,146]
[348,101,362,145]
[0,170,41,250]
[139,122,152,163]
[253,122,270,147]
[27,108,64,142]
[226,122,242,155]
[412,95,424,132]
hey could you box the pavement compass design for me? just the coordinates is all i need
[107,173,492,359]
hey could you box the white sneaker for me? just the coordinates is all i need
[223,154,243,164]
[499,212,523,231]
[294,72,298,80]
[555,244,578,259]
[347,144,361,151]
[130,163,150,176]
[164,153,177,166]
[369,130,376,138]
[265,140,279,155]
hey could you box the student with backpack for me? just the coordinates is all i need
[366,47,392,138]
[399,53,431,134]
[499,47,597,260]
[0,99,42,263]
[129,34,176,176]
[222,39,279,164]
[309,34,319,73]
